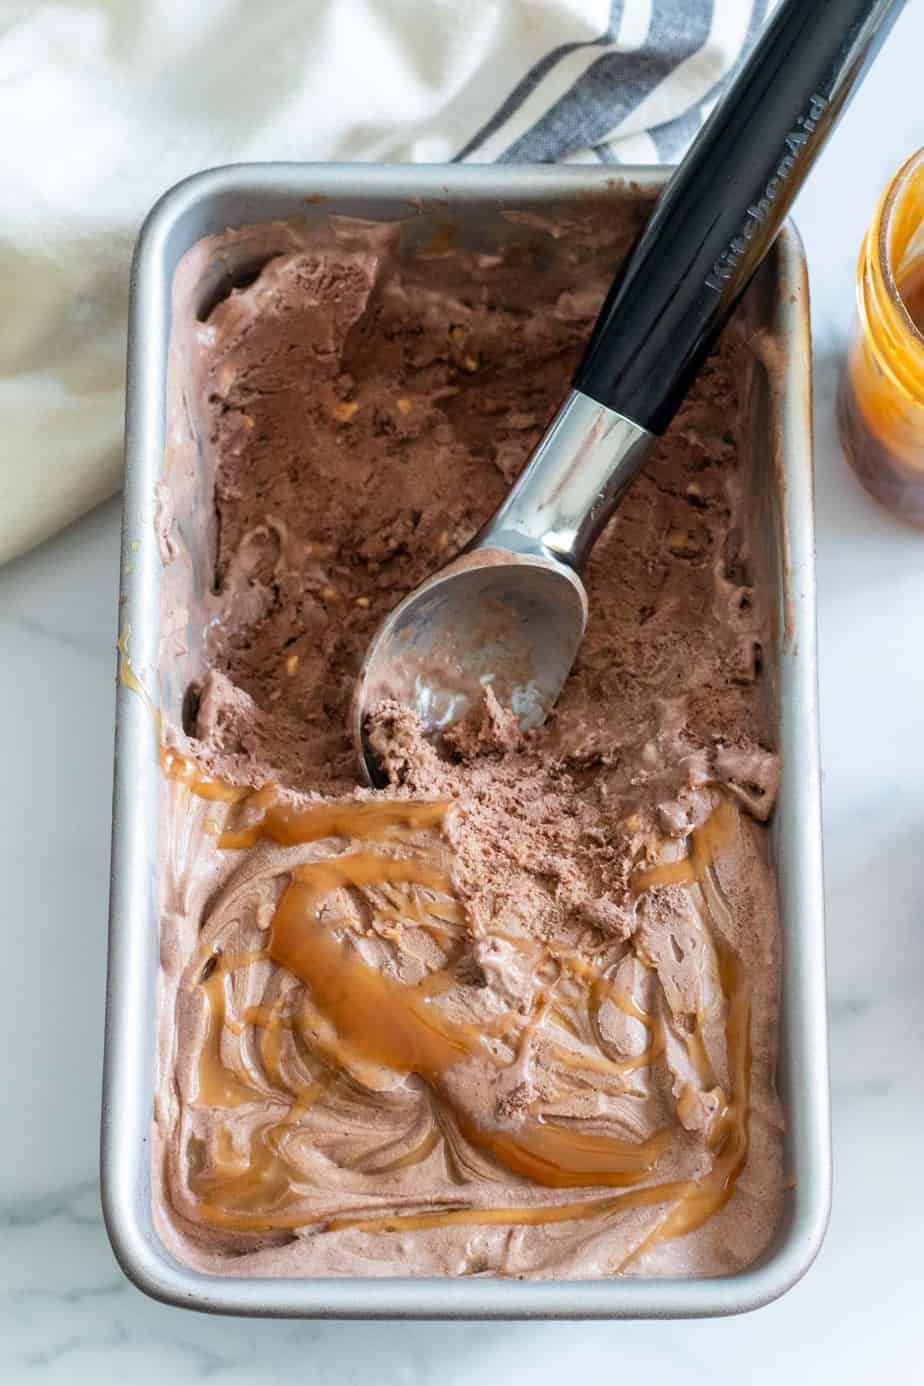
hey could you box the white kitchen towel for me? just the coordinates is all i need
[0,0,768,564]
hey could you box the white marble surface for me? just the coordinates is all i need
[3,15,924,1382]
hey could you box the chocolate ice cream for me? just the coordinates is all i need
[153,207,783,1279]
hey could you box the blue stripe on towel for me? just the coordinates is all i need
[455,1,624,161]
[499,0,715,163]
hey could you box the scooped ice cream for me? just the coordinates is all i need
[153,207,783,1278]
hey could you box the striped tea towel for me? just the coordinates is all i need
[0,0,769,564]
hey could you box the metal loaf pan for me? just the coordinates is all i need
[103,163,830,1319]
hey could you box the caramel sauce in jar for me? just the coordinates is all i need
[839,147,924,523]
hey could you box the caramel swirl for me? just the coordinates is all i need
[268,852,672,1190]
[167,757,752,1266]
[630,799,737,893]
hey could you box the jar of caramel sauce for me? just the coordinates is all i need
[839,147,924,524]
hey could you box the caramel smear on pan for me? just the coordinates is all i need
[117,625,162,742]
[168,759,750,1263]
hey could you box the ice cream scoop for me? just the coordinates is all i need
[355,0,902,787]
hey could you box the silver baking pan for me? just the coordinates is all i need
[102,163,830,1319]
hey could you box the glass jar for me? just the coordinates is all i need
[838,147,924,524]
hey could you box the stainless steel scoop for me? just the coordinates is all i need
[354,0,902,787]
[352,395,648,783]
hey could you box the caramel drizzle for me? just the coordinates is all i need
[188,846,670,1231]
[267,854,671,1190]
[197,952,270,1107]
[320,907,750,1263]
[161,745,250,803]
[172,752,750,1264]
[219,796,449,851]
[189,952,332,1223]
[630,799,737,893]
[319,890,749,1262]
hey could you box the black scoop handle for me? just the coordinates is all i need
[573,0,904,436]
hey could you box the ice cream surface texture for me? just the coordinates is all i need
[153,206,784,1279]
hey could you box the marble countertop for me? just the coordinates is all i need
[3,16,923,1383]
